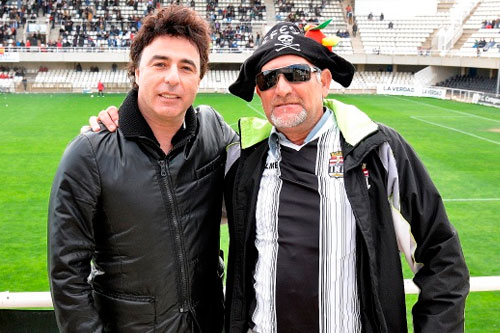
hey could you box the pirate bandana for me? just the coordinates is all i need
[229,22,355,102]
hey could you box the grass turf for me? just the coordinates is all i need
[0,93,499,329]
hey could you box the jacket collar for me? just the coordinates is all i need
[238,98,389,171]
[323,99,378,147]
[119,89,197,147]
[324,99,386,170]
[238,117,272,150]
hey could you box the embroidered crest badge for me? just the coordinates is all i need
[328,151,344,178]
[362,163,371,189]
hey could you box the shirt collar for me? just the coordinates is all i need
[268,107,334,157]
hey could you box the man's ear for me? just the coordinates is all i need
[320,68,333,98]
[135,68,140,85]
[255,86,262,99]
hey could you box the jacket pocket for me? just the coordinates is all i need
[93,289,156,332]
[194,153,225,180]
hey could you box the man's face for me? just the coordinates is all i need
[256,55,332,143]
[135,35,201,125]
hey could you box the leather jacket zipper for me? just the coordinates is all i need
[158,158,191,314]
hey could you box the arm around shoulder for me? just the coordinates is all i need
[48,133,103,332]
[199,104,240,146]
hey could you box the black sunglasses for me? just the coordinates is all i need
[255,64,321,91]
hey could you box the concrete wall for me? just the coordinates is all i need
[415,65,461,85]
[1,51,498,84]
[3,51,498,71]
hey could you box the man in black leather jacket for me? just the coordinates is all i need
[48,5,237,332]
[224,22,469,332]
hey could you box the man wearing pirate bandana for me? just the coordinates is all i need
[224,22,469,332]
[88,20,469,333]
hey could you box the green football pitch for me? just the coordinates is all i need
[0,93,499,331]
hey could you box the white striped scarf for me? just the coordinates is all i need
[252,121,361,333]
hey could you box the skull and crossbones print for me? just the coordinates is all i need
[260,24,302,52]
[275,34,301,52]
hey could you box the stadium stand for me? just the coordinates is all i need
[436,74,498,93]
[35,0,266,52]
[0,0,495,96]
[0,76,15,92]
[200,69,421,92]
[205,0,267,51]
[32,68,128,91]
[274,0,354,54]
[28,67,424,94]
[0,0,495,59]
[199,69,239,90]
[356,13,450,55]
[344,71,420,90]
[456,0,500,57]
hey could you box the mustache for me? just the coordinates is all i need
[271,96,303,107]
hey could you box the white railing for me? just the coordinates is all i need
[0,46,257,54]
[433,0,480,53]
[2,276,500,308]
[0,292,53,308]
[0,45,497,57]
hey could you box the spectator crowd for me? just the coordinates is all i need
[275,0,327,25]
[481,17,500,29]
[205,0,264,50]
[0,0,266,52]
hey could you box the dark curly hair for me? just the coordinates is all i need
[127,5,211,89]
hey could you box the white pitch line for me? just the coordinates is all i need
[391,96,500,123]
[407,115,469,118]
[411,116,500,145]
[246,103,266,117]
[443,198,500,202]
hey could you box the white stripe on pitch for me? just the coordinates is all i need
[391,96,500,123]
[246,103,266,117]
[410,116,500,145]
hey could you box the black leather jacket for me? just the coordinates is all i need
[48,90,238,332]
[225,100,469,332]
